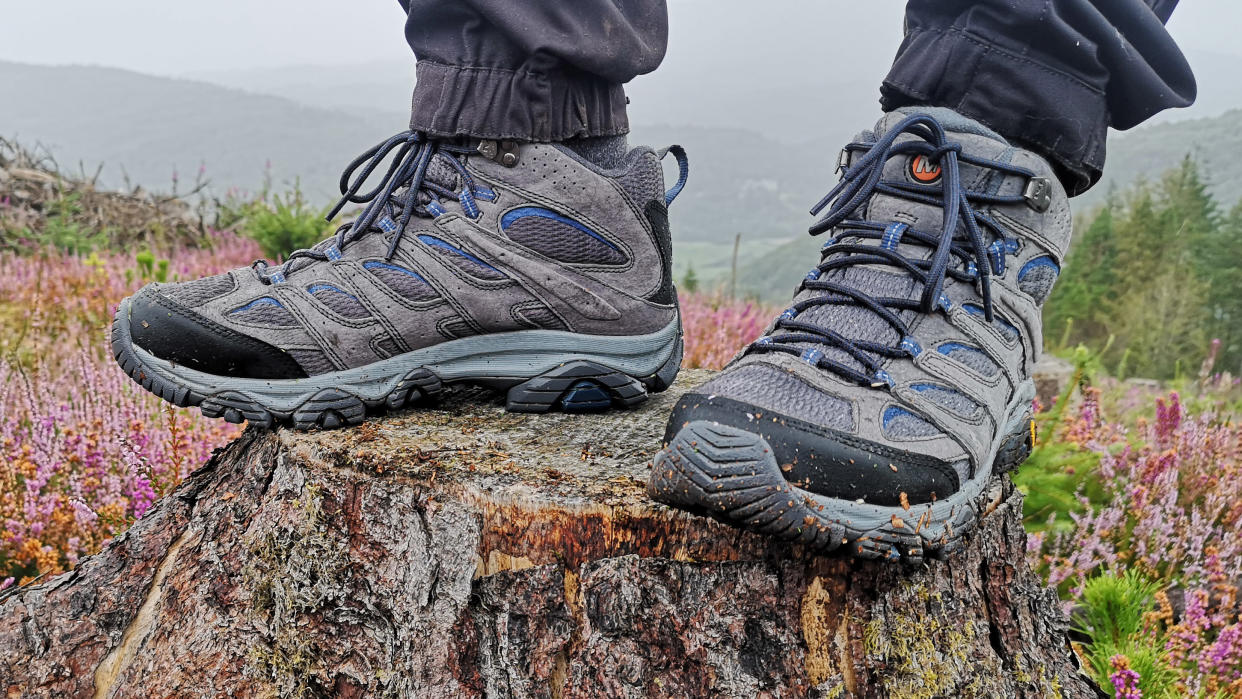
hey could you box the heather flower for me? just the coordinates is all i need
[0,233,252,583]
[1109,655,1142,699]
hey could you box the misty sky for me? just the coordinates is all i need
[2,1,1238,78]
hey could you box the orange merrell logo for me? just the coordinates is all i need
[910,155,942,184]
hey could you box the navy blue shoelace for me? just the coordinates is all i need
[748,114,1038,388]
[253,131,490,284]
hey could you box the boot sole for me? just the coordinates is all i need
[112,297,682,430]
[648,380,1036,564]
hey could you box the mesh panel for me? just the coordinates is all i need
[308,285,370,319]
[1018,257,1060,304]
[166,273,236,306]
[913,384,981,418]
[367,264,439,302]
[699,364,854,432]
[940,344,1001,378]
[514,304,568,331]
[883,407,942,439]
[229,298,298,327]
[288,349,335,376]
[616,153,663,207]
[504,216,627,266]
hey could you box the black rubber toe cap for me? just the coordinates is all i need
[126,287,307,380]
[665,393,960,507]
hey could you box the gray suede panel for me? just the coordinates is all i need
[288,348,335,376]
[513,303,568,331]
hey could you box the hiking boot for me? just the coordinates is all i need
[112,133,688,429]
[649,108,1068,562]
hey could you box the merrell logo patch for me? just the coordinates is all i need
[909,155,942,184]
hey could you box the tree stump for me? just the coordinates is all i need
[0,370,1100,698]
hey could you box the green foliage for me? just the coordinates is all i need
[133,250,169,283]
[1047,158,1231,379]
[14,193,108,254]
[221,182,334,261]
[681,264,700,293]
[1075,571,1180,698]
[1015,345,1109,539]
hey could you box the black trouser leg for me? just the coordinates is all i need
[881,0,1196,195]
[398,0,668,143]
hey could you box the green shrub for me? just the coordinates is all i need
[224,183,335,260]
[1074,570,1179,698]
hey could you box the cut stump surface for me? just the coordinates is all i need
[0,370,1101,698]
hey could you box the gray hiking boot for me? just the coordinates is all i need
[112,132,688,429]
[650,109,1069,562]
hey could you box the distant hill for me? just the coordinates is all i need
[1080,109,1242,210]
[3,59,1241,255]
[0,61,405,201]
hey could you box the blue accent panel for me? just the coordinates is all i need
[499,206,621,252]
[232,297,284,313]
[417,235,504,275]
[938,341,982,356]
[1018,255,1061,280]
[880,222,908,251]
[306,283,358,300]
[377,216,400,234]
[883,405,915,428]
[661,145,689,205]
[363,261,426,282]
[268,272,286,285]
[325,244,342,261]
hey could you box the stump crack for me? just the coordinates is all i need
[92,529,188,699]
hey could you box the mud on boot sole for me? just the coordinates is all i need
[111,297,683,430]
[648,387,1035,564]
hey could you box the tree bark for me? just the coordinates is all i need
[0,370,1101,699]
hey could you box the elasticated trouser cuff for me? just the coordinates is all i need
[880,27,1107,197]
[409,62,631,143]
